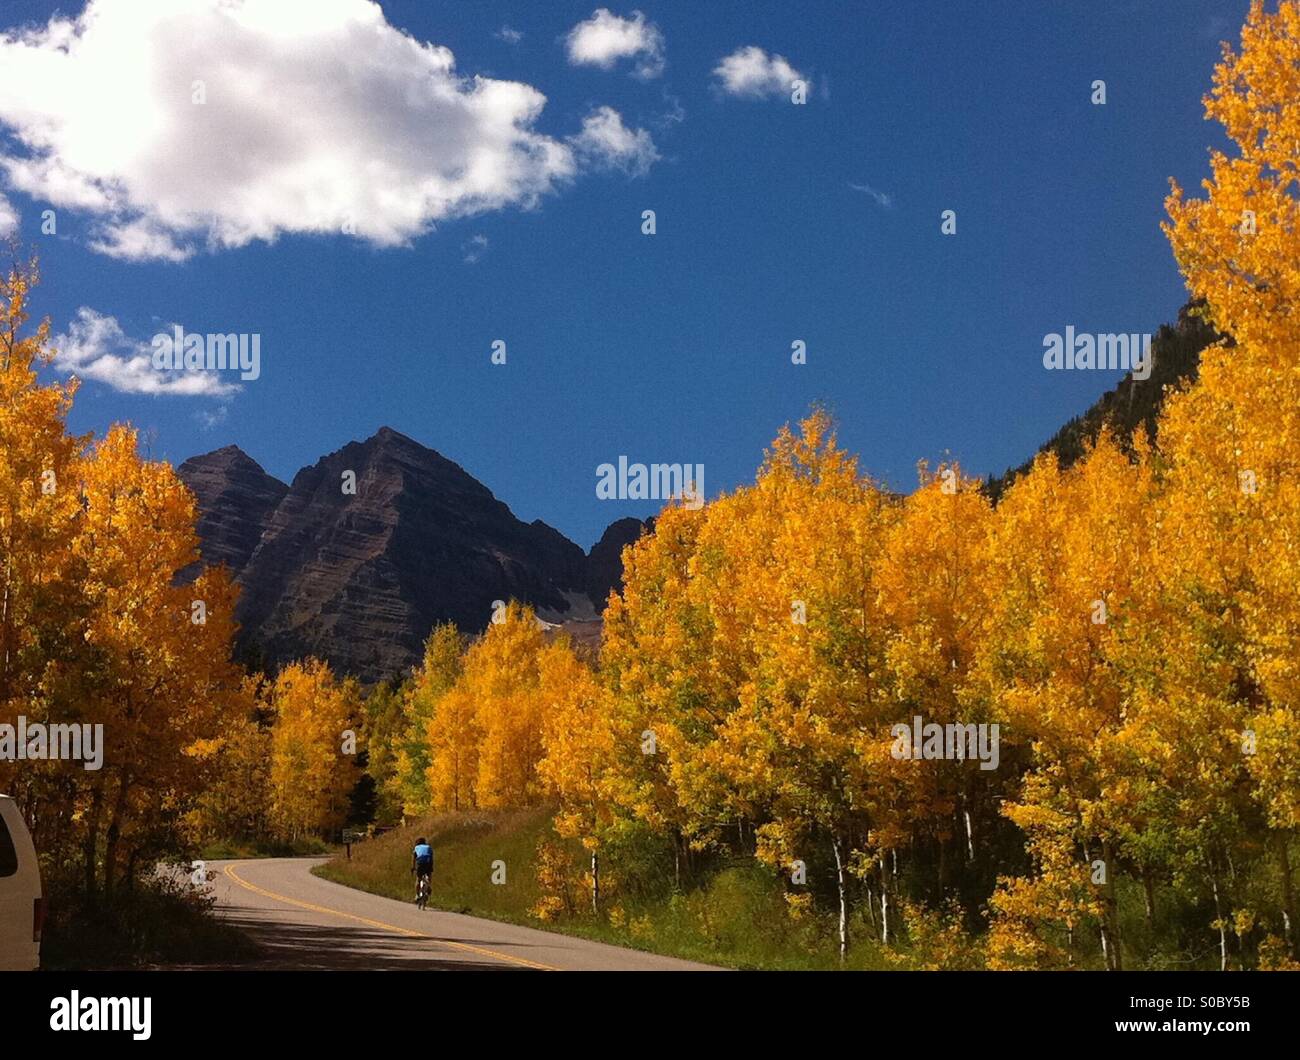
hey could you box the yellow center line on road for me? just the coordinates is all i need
[222,861,558,972]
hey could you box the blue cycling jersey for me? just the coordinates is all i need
[413,843,432,862]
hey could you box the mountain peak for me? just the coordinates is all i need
[180,430,652,683]
[366,425,422,450]
[177,445,289,580]
[205,430,587,682]
[585,516,653,609]
[180,443,272,475]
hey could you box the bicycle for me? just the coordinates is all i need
[415,872,431,910]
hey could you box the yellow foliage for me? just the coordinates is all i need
[267,659,361,840]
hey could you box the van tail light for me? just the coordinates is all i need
[33,897,46,943]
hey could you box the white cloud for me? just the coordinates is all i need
[52,309,237,396]
[496,25,524,45]
[462,233,489,263]
[568,106,659,177]
[0,192,17,236]
[194,403,230,430]
[656,92,686,129]
[713,45,806,100]
[565,9,664,79]
[88,218,192,263]
[848,181,893,209]
[0,0,651,262]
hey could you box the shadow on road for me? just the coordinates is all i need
[209,913,513,970]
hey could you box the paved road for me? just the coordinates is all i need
[207,857,716,971]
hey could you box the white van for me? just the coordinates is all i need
[0,795,42,970]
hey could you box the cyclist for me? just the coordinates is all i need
[411,836,433,906]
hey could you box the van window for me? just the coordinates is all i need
[0,813,18,877]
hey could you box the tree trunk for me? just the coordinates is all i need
[591,850,600,916]
[879,856,891,946]
[937,835,947,901]
[1142,870,1156,930]
[82,776,106,901]
[1102,839,1122,970]
[103,771,131,898]
[832,836,849,962]
[1276,832,1296,958]
[0,547,12,702]
[1211,871,1228,972]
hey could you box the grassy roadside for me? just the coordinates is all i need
[40,875,261,969]
[314,807,902,969]
[199,836,333,860]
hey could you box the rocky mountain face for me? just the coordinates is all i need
[178,445,288,578]
[585,515,653,608]
[986,303,1220,499]
[177,427,648,683]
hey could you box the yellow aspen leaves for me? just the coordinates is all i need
[267,660,361,841]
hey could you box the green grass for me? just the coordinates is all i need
[199,835,333,860]
[314,807,907,969]
[316,809,1287,970]
[317,808,556,920]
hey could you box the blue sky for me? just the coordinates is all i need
[0,0,1245,547]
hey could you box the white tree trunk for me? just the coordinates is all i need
[832,837,849,961]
